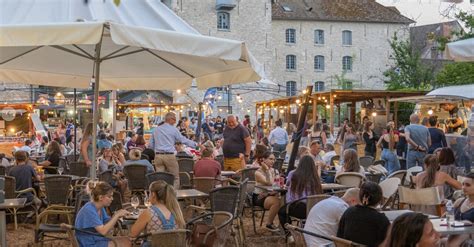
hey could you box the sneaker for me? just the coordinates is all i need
[265,224,280,232]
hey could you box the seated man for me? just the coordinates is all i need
[8,150,42,209]
[193,148,221,178]
[124,149,154,173]
[304,188,360,247]
[19,139,33,155]
[321,143,337,166]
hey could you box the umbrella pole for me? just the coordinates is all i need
[196,102,203,143]
[90,41,103,179]
[74,88,77,161]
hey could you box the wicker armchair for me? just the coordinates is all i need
[285,224,307,247]
[99,170,115,186]
[44,175,73,207]
[177,158,195,174]
[179,172,192,189]
[123,164,148,196]
[335,172,365,188]
[147,172,175,186]
[68,162,88,177]
[358,156,374,170]
[149,229,191,247]
[60,223,118,247]
[186,211,233,247]
[2,175,38,229]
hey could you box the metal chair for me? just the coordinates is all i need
[0,166,6,175]
[192,177,220,194]
[286,194,330,227]
[406,166,423,186]
[149,229,190,247]
[60,223,118,247]
[273,158,284,173]
[147,171,175,186]
[44,175,73,207]
[359,156,374,170]
[99,170,114,186]
[123,164,148,196]
[68,162,88,177]
[365,173,383,183]
[2,175,38,229]
[280,151,287,160]
[335,172,365,188]
[179,172,192,189]
[379,177,401,210]
[398,186,444,216]
[330,235,366,247]
[306,194,331,216]
[372,159,386,167]
[177,158,194,174]
[285,224,307,247]
[186,211,233,247]
[387,169,407,183]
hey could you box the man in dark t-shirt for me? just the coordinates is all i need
[222,115,251,171]
[428,116,447,154]
[8,151,41,207]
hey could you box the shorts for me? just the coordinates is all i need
[224,157,243,172]
[252,193,266,207]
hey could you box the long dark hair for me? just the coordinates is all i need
[421,154,439,188]
[438,147,455,166]
[290,155,322,197]
[390,212,430,247]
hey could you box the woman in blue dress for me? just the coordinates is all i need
[75,181,130,247]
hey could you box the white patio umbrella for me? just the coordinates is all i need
[445,38,474,62]
[0,0,263,178]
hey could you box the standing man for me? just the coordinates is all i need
[268,120,289,153]
[136,118,144,136]
[222,115,252,171]
[405,114,431,169]
[202,116,215,141]
[213,116,225,140]
[149,112,196,188]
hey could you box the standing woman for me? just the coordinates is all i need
[75,181,130,247]
[377,124,401,174]
[362,121,378,158]
[341,124,359,151]
[310,123,327,148]
[130,181,185,246]
[80,123,94,168]
[278,155,323,229]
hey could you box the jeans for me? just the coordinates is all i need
[406,149,426,169]
[273,143,287,153]
[381,149,400,174]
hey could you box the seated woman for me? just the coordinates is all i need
[253,151,280,232]
[124,149,154,173]
[336,149,365,177]
[389,212,440,247]
[337,182,390,246]
[438,147,462,199]
[130,181,185,246]
[38,140,62,174]
[98,146,120,174]
[448,173,474,246]
[135,135,147,150]
[112,144,126,166]
[415,154,461,201]
[75,181,130,247]
[278,155,322,229]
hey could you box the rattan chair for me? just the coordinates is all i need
[149,229,190,247]
[68,162,88,177]
[177,158,195,173]
[330,235,366,247]
[2,175,38,229]
[359,156,374,170]
[44,175,73,207]
[99,170,115,186]
[335,172,365,188]
[179,172,192,189]
[285,224,307,247]
[0,166,6,175]
[273,158,284,173]
[123,164,148,196]
[192,177,220,194]
[147,171,175,186]
[286,194,330,227]
[235,179,248,245]
[60,223,118,247]
[186,211,233,247]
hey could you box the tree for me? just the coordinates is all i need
[436,62,474,87]
[383,34,434,90]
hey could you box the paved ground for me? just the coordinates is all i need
[4,211,287,247]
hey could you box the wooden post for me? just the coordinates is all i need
[312,95,317,125]
[394,101,399,129]
[386,96,391,124]
[286,101,291,132]
[337,104,341,127]
[196,102,203,143]
[267,106,272,131]
[330,92,334,136]
[350,101,356,124]
[287,85,313,174]
[276,105,280,120]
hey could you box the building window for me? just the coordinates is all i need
[286,28,296,44]
[314,81,325,92]
[314,55,325,71]
[314,29,324,44]
[286,55,296,70]
[217,12,230,30]
[286,81,297,96]
[342,56,352,72]
[342,30,352,45]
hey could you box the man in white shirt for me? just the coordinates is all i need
[19,139,33,155]
[304,188,360,246]
[322,143,337,166]
[309,141,324,162]
[268,120,289,153]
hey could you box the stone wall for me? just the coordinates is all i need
[0,83,32,103]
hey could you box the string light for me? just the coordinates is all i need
[176,89,182,94]
[325,105,330,109]
[372,112,377,117]
[295,99,301,104]
[302,89,307,94]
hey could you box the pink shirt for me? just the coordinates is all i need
[193,159,221,178]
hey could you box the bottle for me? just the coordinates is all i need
[446,200,455,226]
[272,170,280,190]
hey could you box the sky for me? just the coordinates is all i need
[377,0,473,26]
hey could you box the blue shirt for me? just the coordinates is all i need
[405,124,430,151]
[149,123,196,153]
[124,159,155,173]
[75,202,111,247]
[268,127,289,145]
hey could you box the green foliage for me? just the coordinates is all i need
[334,72,355,90]
[436,62,474,87]
[393,102,416,125]
[383,34,435,90]
[436,11,474,51]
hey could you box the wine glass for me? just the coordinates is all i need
[144,194,151,208]
[57,166,64,175]
[131,196,140,214]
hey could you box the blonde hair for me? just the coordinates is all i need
[149,181,185,228]
[129,149,141,160]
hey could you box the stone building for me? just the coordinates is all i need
[165,0,413,119]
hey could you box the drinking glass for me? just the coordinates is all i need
[57,166,64,175]
[131,196,140,214]
[144,195,151,208]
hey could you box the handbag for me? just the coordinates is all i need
[190,221,218,247]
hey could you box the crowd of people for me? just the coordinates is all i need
[1,108,471,246]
